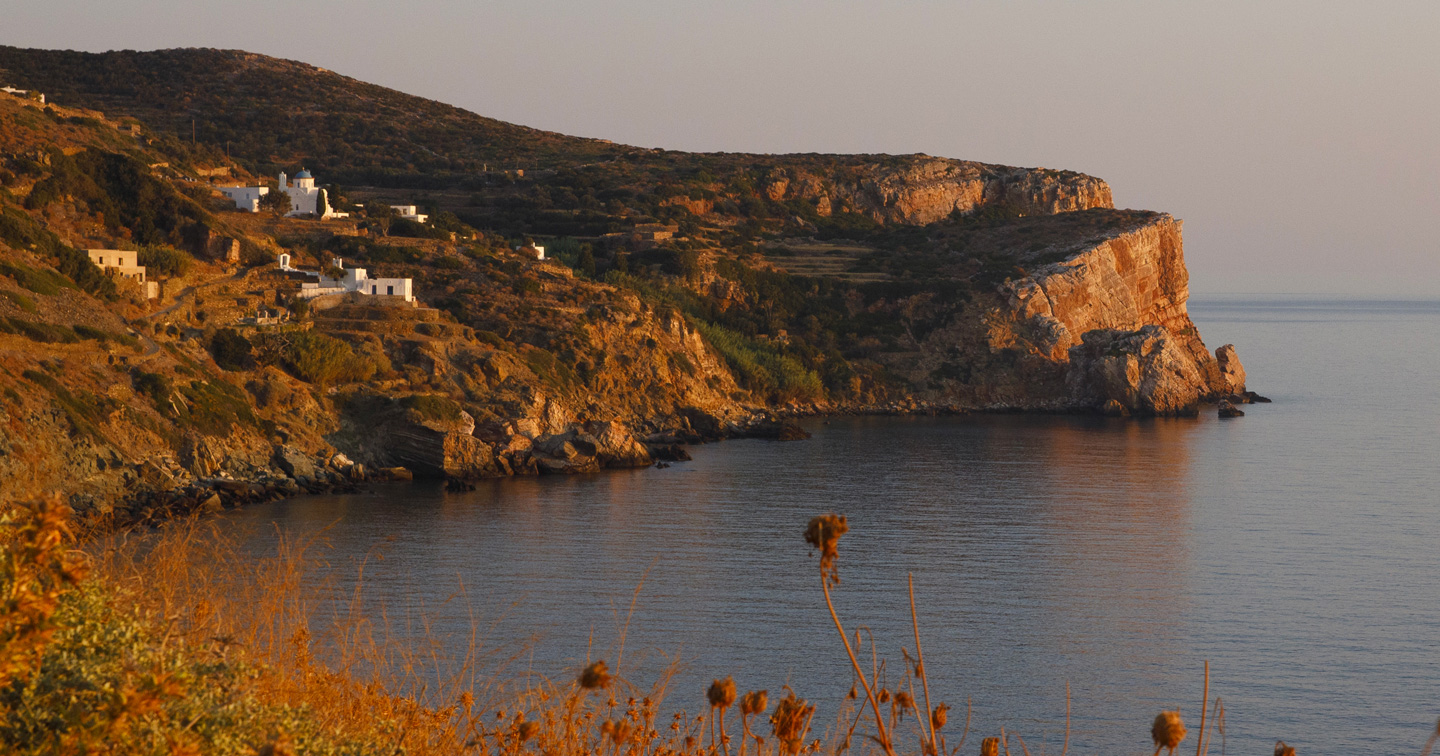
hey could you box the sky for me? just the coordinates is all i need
[3,1,1438,296]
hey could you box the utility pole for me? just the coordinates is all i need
[191,119,196,145]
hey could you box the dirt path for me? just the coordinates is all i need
[127,268,250,360]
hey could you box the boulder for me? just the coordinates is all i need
[1066,326,1205,416]
[645,442,692,462]
[1215,344,1247,394]
[1218,399,1245,418]
[531,430,602,474]
[273,445,316,479]
[198,493,224,514]
[182,436,226,477]
[583,420,653,468]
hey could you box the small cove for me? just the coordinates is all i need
[224,297,1440,755]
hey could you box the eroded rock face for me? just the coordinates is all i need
[1216,344,1246,394]
[762,158,1114,225]
[958,214,1234,411]
[1066,326,1205,416]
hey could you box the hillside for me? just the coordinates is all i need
[0,47,1248,517]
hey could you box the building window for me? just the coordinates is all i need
[371,286,376,295]
[387,286,394,295]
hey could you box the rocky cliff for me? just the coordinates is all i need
[761,159,1114,225]
[0,49,1248,522]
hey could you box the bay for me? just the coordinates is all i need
[226,297,1440,755]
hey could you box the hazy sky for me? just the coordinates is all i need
[4,1,1438,296]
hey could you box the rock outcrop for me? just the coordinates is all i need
[1216,344,1246,394]
[762,158,1114,225]
[1066,326,1206,416]
[939,214,1236,414]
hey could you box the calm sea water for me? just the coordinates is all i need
[227,297,1440,755]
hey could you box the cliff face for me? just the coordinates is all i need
[0,48,1245,519]
[760,158,1114,225]
[900,214,1227,414]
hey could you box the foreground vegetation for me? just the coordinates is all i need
[5,499,1402,755]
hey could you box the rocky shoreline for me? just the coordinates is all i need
[92,372,1274,532]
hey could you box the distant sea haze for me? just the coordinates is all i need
[226,297,1440,755]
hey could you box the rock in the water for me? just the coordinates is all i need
[198,492,224,513]
[1067,326,1204,416]
[1216,344,1246,393]
[378,466,413,481]
[1218,399,1245,418]
[645,442,692,462]
[583,420,654,468]
[1243,391,1272,403]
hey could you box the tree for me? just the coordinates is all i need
[363,202,395,236]
[258,188,291,217]
[315,188,330,218]
[210,328,252,371]
[577,245,596,278]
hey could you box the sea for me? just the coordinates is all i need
[225,297,1440,755]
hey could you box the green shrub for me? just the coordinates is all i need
[70,324,138,348]
[0,290,36,312]
[399,394,462,423]
[0,263,73,297]
[1,317,78,343]
[692,319,823,402]
[283,331,376,385]
[20,369,113,442]
[178,379,257,435]
[137,245,192,278]
[210,328,253,371]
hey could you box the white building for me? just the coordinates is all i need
[390,205,428,224]
[280,254,414,302]
[87,249,157,299]
[519,244,545,261]
[219,170,348,219]
[1,86,43,104]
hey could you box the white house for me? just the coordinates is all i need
[218,184,268,212]
[518,244,545,261]
[280,254,414,302]
[87,249,157,299]
[220,170,348,219]
[1,86,43,104]
[390,205,428,224]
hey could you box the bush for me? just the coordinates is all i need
[0,290,35,312]
[137,245,191,279]
[692,319,823,402]
[399,394,462,423]
[0,263,73,297]
[0,317,78,343]
[284,331,377,385]
[209,328,252,370]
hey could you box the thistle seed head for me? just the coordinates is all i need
[708,676,737,709]
[579,660,612,690]
[741,690,769,717]
[981,736,999,756]
[932,702,950,731]
[1151,711,1187,752]
[1273,741,1295,756]
[804,514,849,583]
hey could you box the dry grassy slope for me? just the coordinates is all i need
[0,56,1232,513]
[0,45,1111,235]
